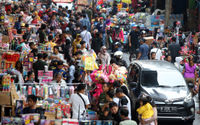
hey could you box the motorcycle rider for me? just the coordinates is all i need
[112,51,127,68]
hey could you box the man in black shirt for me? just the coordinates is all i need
[109,102,122,125]
[129,26,140,61]
[23,95,43,114]
[33,53,47,82]
[168,37,181,63]
[29,42,38,57]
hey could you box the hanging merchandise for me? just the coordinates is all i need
[2,52,20,69]
[2,74,11,91]
[23,53,34,71]
[91,64,127,84]
[81,50,98,71]
[20,84,75,100]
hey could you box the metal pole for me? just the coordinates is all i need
[165,0,172,26]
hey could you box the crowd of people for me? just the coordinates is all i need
[0,0,200,125]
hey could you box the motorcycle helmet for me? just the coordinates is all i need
[114,51,123,59]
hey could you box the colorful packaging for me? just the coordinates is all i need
[2,117,22,125]
[22,114,40,125]
[15,100,23,116]
[62,119,79,125]
[60,87,65,98]
[28,86,32,95]
[44,86,48,99]
[40,119,62,125]
[56,107,62,119]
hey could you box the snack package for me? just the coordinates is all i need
[40,119,62,125]
[2,117,22,125]
[22,114,40,125]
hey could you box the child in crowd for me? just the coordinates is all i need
[23,95,44,115]
[137,96,155,125]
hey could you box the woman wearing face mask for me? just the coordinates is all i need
[25,71,36,84]
[174,57,184,72]
[98,46,111,65]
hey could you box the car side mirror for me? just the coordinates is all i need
[129,82,138,88]
[188,83,194,88]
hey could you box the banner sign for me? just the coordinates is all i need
[38,71,53,83]
[53,0,73,3]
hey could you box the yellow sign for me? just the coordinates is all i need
[84,56,94,71]
[117,3,122,11]
[82,52,98,71]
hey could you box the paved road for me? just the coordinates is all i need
[122,53,200,125]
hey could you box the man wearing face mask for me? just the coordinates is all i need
[98,46,111,65]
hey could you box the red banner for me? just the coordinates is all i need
[53,0,73,3]
[97,0,103,5]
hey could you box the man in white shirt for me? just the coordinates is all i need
[80,26,92,50]
[69,84,90,120]
[150,42,162,60]
[115,88,132,120]
[51,46,66,63]
[50,72,66,86]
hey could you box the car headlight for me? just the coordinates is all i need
[190,107,195,114]
[184,93,192,103]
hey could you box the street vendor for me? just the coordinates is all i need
[23,95,43,114]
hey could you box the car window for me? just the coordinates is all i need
[141,71,159,87]
[141,70,186,87]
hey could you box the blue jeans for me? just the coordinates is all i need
[102,33,106,46]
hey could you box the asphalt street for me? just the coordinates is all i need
[122,53,200,125]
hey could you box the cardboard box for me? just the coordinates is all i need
[2,35,10,43]
[44,112,56,120]
[0,92,11,105]
[144,36,154,45]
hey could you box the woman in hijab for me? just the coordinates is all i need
[72,34,82,54]
[98,46,111,65]
[174,57,184,72]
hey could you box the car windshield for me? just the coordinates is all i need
[141,70,186,87]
